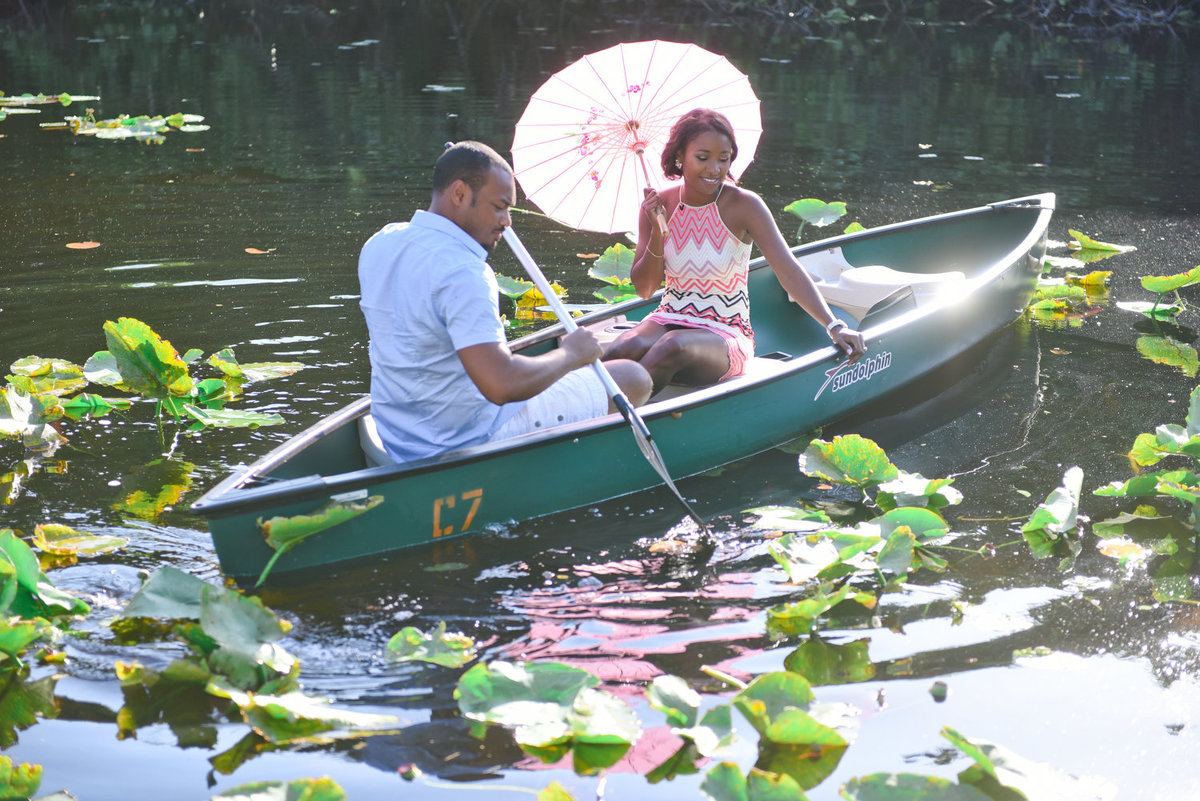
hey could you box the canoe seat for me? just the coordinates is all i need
[799,247,966,323]
[359,413,394,467]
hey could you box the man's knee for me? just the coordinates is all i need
[606,359,653,406]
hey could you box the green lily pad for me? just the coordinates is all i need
[30,523,128,556]
[101,317,194,400]
[206,348,307,383]
[783,637,875,685]
[589,243,634,286]
[385,621,477,668]
[209,776,347,800]
[785,198,847,228]
[255,494,384,586]
[840,773,991,800]
[1068,229,1135,254]
[7,357,86,396]
[1136,336,1199,378]
[798,435,898,489]
[0,755,42,800]
[1141,264,1200,294]
[1021,466,1082,559]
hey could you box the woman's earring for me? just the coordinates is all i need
[675,160,682,168]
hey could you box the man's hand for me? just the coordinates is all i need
[559,327,603,369]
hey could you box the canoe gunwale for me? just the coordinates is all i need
[191,193,1054,523]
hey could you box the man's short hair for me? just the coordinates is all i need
[433,141,512,193]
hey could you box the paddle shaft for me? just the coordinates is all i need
[502,227,708,533]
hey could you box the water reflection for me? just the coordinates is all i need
[5,5,1200,799]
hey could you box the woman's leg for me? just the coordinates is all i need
[640,328,730,393]
[602,319,670,362]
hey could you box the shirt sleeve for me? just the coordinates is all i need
[435,259,507,352]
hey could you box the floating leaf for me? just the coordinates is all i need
[745,505,832,534]
[798,435,898,490]
[875,472,962,512]
[182,404,285,430]
[495,273,535,299]
[588,243,634,286]
[1068,229,1135,254]
[209,777,347,801]
[1021,466,1083,559]
[244,247,275,255]
[206,348,306,383]
[942,726,1116,800]
[121,566,213,620]
[210,683,403,745]
[1140,265,1200,294]
[1136,336,1200,379]
[0,755,42,800]
[783,637,875,685]
[31,523,127,556]
[0,528,90,619]
[1116,301,1182,320]
[385,621,477,668]
[65,241,101,249]
[8,357,86,396]
[102,317,193,400]
[766,581,861,638]
[255,495,384,586]
[841,773,990,800]
[785,198,847,228]
[1065,270,1111,288]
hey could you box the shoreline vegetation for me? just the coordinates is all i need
[0,0,1193,33]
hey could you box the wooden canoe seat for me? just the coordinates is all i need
[799,247,966,323]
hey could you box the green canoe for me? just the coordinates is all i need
[192,193,1054,583]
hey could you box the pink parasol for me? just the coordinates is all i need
[512,40,762,236]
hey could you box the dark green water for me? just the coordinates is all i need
[3,4,1200,799]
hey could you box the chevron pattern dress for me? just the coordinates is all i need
[643,197,755,379]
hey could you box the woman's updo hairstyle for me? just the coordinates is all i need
[660,108,739,180]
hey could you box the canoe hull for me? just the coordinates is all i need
[193,194,1053,581]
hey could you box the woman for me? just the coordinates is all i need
[603,108,866,393]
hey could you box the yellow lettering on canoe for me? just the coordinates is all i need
[432,489,484,538]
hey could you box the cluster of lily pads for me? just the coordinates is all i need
[1,316,303,454]
[0,91,209,144]
[370,433,1115,800]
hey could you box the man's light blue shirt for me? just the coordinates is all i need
[358,210,522,463]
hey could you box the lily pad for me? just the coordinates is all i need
[798,435,898,490]
[30,523,128,556]
[1141,265,1200,294]
[255,494,384,586]
[385,621,477,668]
[209,777,347,801]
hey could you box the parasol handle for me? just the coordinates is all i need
[634,146,670,240]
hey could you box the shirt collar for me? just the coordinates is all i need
[410,209,487,260]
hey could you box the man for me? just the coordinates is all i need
[359,141,652,464]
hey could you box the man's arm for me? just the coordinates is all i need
[457,327,603,405]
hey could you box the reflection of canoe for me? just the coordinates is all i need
[193,193,1054,581]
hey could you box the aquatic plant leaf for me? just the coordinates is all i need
[1092,510,1192,545]
[1141,265,1200,294]
[1116,301,1182,320]
[7,357,86,396]
[82,350,128,389]
[102,317,194,400]
[942,726,1116,800]
[840,773,991,800]
[646,741,703,783]
[733,671,815,737]
[647,674,701,728]
[783,637,875,685]
[0,672,57,747]
[876,507,950,543]
[1027,285,1086,310]
[768,534,843,584]
[210,683,403,745]
[593,285,639,304]
[0,529,89,619]
[588,243,634,285]
[1094,469,1198,499]
[455,660,637,771]
[537,782,577,801]
[798,435,898,489]
[700,761,750,801]
[784,199,847,228]
[59,392,130,421]
[1064,270,1110,289]
[0,755,42,800]
[746,505,832,533]
[206,349,306,383]
[766,581,860,638]
[209,776,347,800]
[875,473,962,512]
[182,404,285,429]
[1021,466,1082,558]
[0,618,53,665]
[0,385,66,448]
[876,527,917,575]
[844,222,866,234]
[1136,336,1198,378]
[746,768,808,800]
[31,523,127,556]
[385,621,477,668]
[495,273,535,299]
[255,494,384,586]
[1068,229,1134,254]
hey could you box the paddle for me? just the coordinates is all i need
[502,227,709,535]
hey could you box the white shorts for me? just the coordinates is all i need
[491,367,609,440]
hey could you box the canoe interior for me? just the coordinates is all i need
[194,194,1053,581]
